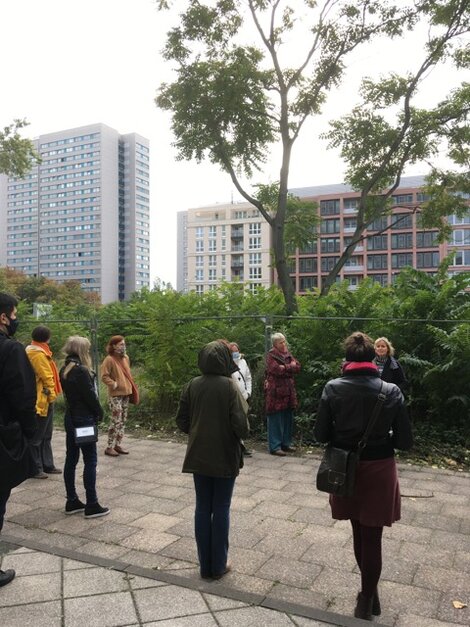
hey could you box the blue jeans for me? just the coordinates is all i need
[63,414,98,505]
[0,489,11,532]
[193,474,236,578]
[267,409,294,453]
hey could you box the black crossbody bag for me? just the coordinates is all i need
[316,381,387,497]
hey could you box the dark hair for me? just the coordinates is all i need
[32,325,51,342]
[0,292,18,317]
[106,335,125,354]
[344,332,375,362]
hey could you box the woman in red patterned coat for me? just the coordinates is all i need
[264,333,301,456]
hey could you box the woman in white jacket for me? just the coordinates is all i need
[229,342,253,457]
[229,343,252,400]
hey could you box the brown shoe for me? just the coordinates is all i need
[114,445,129,455]
[270,449,287,457]
[282,446,297,453]
[104,447,119,457]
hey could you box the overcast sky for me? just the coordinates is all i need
[1,0,466,286]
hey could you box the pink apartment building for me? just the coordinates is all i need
[177,176,470,294]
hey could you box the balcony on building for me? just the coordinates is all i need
[231,226,244,239]
[231,255,244,269]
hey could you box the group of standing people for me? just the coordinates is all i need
[1,286,411,621]
[176,330,410,622]
[0,291,139,589]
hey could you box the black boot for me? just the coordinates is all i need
[354,592,373,621]
[372,589,381,616]
[0,569,15,587]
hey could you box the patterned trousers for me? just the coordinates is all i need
[107,395,130,448]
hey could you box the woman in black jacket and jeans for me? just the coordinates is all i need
[60,336,109,519]
[315,332,412,621]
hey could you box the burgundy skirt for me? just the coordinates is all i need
[330,457,401,527]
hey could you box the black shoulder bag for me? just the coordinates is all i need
[316,381,387,497]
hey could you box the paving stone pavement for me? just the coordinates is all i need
[1,432,469,626]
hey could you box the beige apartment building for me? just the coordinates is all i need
[177,176,470,293]
[178,202,272,294]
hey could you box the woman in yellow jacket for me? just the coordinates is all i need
[25,326,62,478]
[101,335,137,457]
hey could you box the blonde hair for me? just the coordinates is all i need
[374,336,395,356]
[62,336,92,377]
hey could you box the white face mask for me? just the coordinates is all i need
[115,345,126,355]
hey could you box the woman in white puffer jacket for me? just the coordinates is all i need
[229,343,252,400]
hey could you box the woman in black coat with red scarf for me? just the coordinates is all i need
[314,332,412,620]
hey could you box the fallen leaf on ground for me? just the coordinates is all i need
[452,600,467,609]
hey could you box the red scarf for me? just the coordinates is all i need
[31,340,62,394]
[342,361,378,374]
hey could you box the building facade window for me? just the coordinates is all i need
[391,253,413,268]
[453,250,470,266]
[320,199,340,215]
[299,257,318,273]
[367,254,388,270]
[321,256,339,272]
[249,267,262,280]
[392,194,413,205]
[391,233,413,249]
[344,198,359,210]
[208,254,216,267]
[321,219,340,234]
[299,276,317,291]
[248,236,261,249]
[369,216,388,231]
[249,252,262,265]
[196,240,204,252]
[391,213,413,229]
[249,222,261,234]
[416,252,440,268]
[195,269,203,281]
[196,255,204,267]
[367,234,388,250]
[452,229,470,245]
[208,239,216,252]
[195,226,204,238]
[416,231,439,247]
[320,237,340,253]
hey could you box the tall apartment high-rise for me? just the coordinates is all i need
[0,123,150,303]
[177,202,272,294]
[177,176,470,293]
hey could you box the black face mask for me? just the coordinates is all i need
[6,315,19,337]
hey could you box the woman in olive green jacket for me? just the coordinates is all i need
[176,341,249,580]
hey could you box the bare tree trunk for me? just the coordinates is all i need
[272,215,297,315]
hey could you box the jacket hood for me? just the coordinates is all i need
[198,341,233,376]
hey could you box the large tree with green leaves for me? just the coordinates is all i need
[0,119,39,177]
[157,0,469,312]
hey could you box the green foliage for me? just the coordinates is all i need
[0,119,40,177]
[4,265,469,464]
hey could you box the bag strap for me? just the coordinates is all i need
[357,380,387,452]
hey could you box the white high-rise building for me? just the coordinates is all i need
[0,123,150,303]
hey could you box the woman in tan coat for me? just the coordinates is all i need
[101,335,137,457]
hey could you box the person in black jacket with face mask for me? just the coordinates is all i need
[60,336,109,519]
[314,332,412,621]
[0,292,37,588]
